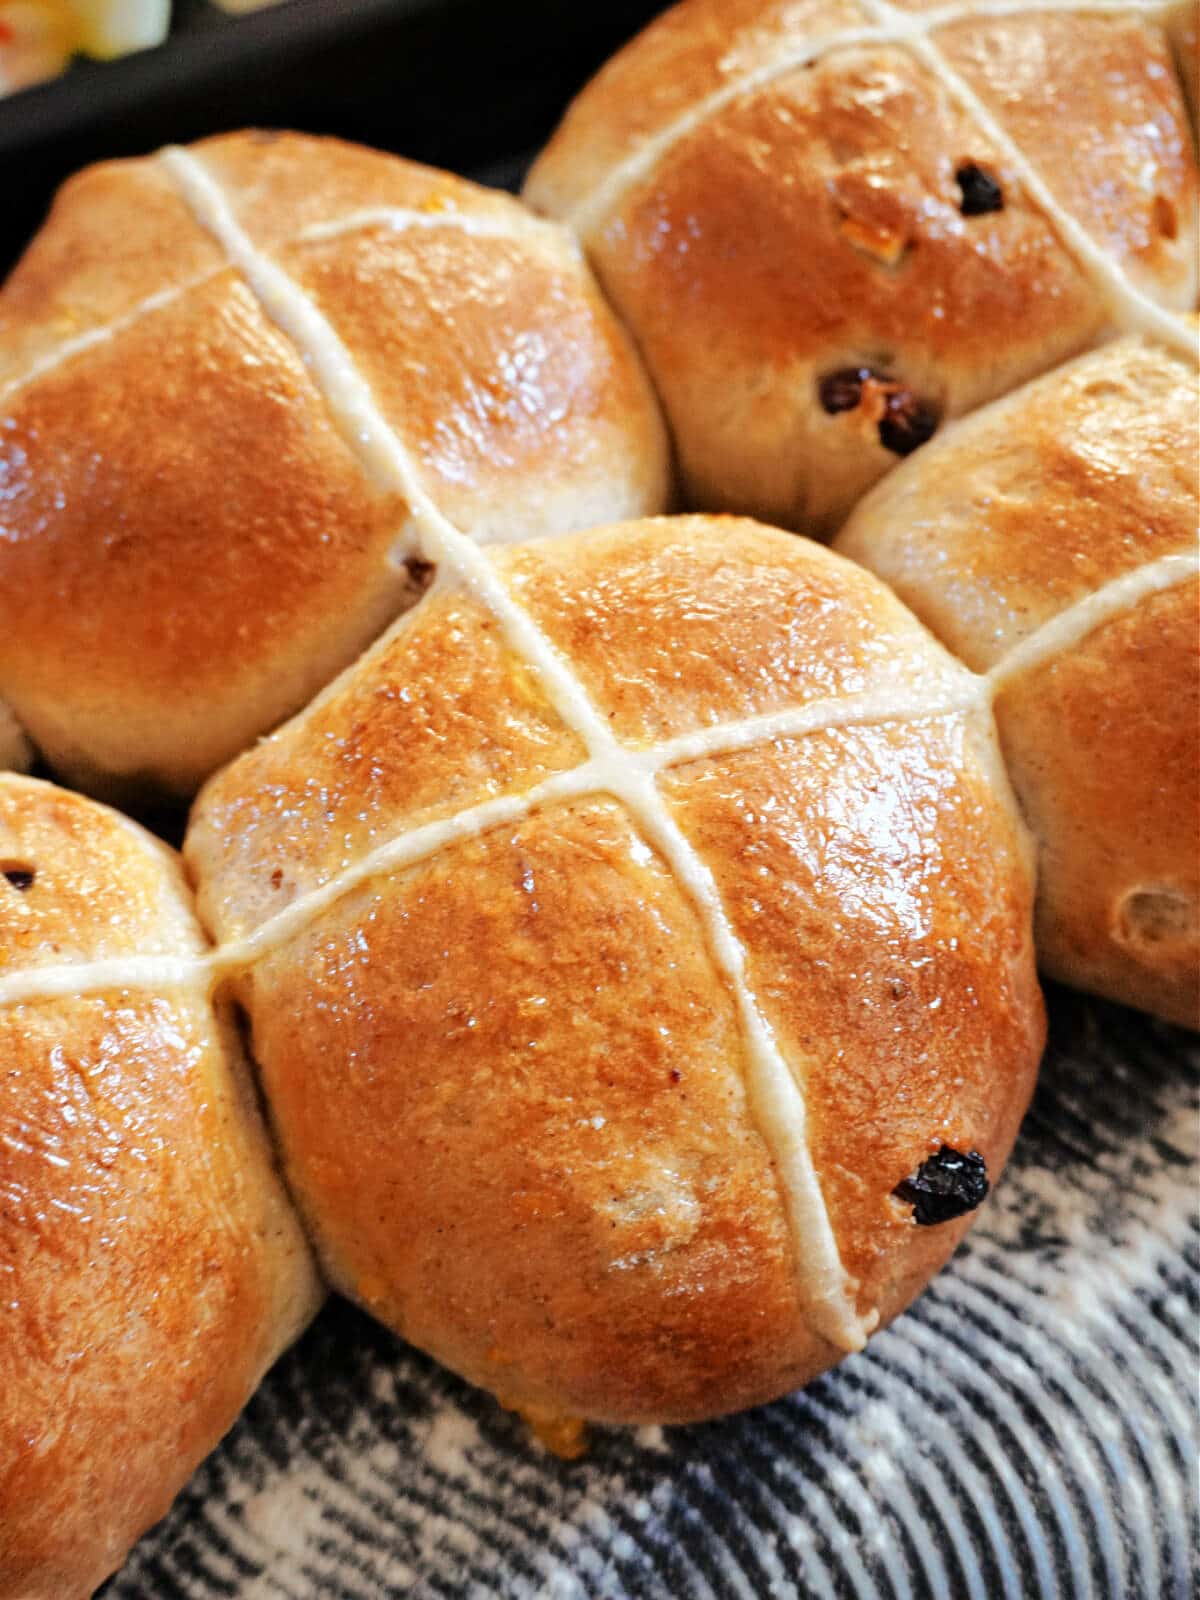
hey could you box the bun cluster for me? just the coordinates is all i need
[0,2,1195,1593]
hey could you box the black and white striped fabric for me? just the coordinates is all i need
[101,986,1198,1600]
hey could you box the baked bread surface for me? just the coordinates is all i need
[0,775,323,1600]
[0,701,30,774]
[525,0,1198,535]
[837,335,1200,1026]
[186,516,1044,1425]
[0,131,669,800]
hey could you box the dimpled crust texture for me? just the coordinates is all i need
[0,776,323,1600]
[524,0,1199,536]
[186,517,1045,1426]
[0,131,669,801]
[837,335,1200,1026]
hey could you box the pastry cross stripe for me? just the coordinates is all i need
[0,202,566,408]
[560,0,1197,362]
[0,677,983,1006]
[985,550,1199,690]
[859,0,1196,356]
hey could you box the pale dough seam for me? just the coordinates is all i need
[296,205,573,254]
[152,142,881,1352]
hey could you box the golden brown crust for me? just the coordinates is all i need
[934,13,1197,306]
[997,582,1200,1028]
[243,797,828,1424]
[0,775,196,967]
[193,128,554,249]
[0,270,414,800]
[836,337,1199,1024]
[523,0,872,221]
[525,1,1198,536]
[187,577,587,945]
[499,514,968,743]
[188,516,1043,1424]
[0,131,668,799]
[659,714,1043,1312]
[0,775,322,1599]
[0,155,225,387]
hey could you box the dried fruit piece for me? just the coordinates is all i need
[818,368,940,456]
[818,367,873,415]
[878,389,940,456]
[893,1146,989,1225]
[955,162,1004,216]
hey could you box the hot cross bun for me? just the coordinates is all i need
[527,0,1200,1024]
[0,774,322,1600]
[0,131,668,801]
[185,515,1044,1428]
[526,0,1198,535]
[837,332,1200,1026]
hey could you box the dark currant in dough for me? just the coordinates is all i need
[894,1146,990,1224]
[955,162,1004,216]
[878,390,939,456]
[818,368,939,456]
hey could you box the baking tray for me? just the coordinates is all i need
[2,0,664,266]
[3,3,1195,1596]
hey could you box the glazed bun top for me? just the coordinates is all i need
[0,131,669,801]
[526,0,1198,535]
[186,515,1044,1426]
[0,774,322,1600]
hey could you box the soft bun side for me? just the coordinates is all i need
[836,336,1200,1026]
[0,775,324,1600]
[186,516,1044,1426]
